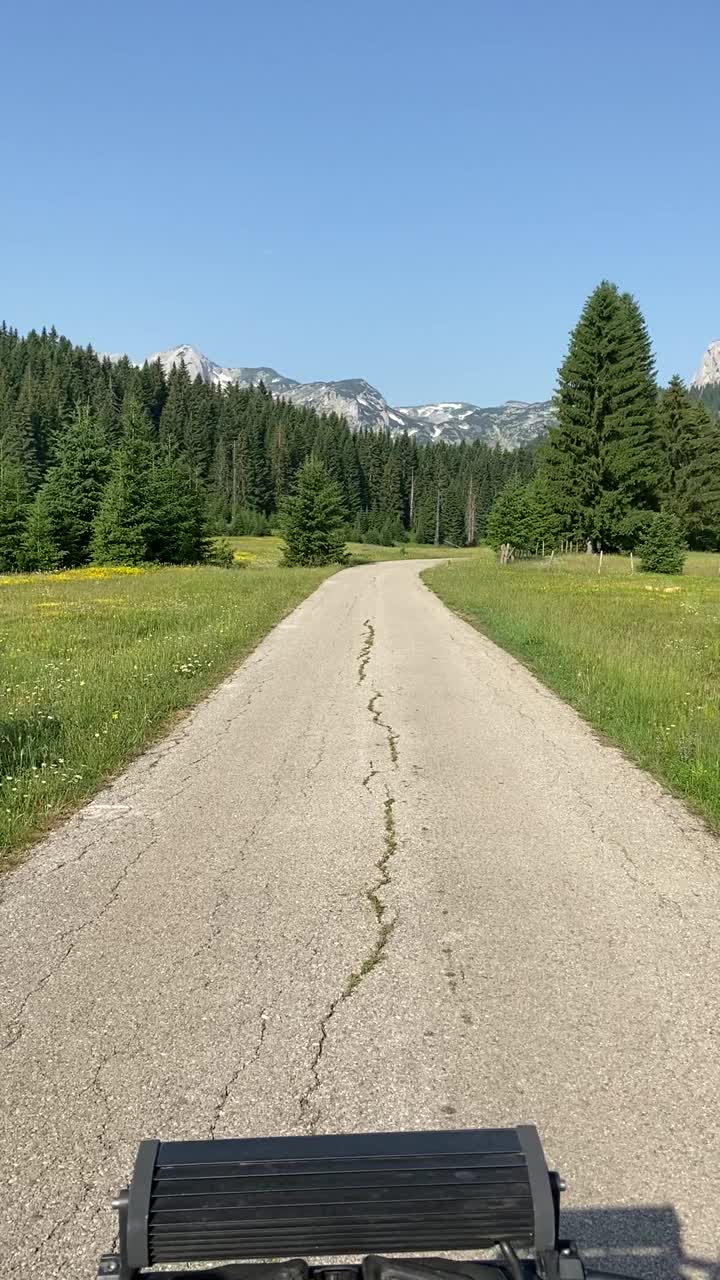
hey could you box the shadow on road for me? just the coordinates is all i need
[563,1206,719,1280]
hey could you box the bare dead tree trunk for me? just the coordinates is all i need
[464,478,476,546]
[231,439,238,523]
[409,467,415,527]
[434,486,441,547]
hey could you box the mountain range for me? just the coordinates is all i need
[106,344,555,449]
[104,339,720,450]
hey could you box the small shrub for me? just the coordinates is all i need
[638,513,686,574]
[207,538,236,568]
[228,507,272,537]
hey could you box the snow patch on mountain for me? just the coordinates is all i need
[111,343,553,449]
[400,398,555,447]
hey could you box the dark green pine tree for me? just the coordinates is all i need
[159,361,193,451]
[313,420,345,491]
[132,359,168,427]
[19,488,63,571]
[280,454,348,566]
[657,376,697,522]
[380,451,405,522]
[149,446,209,563]
[540,281,660,549]
[247,416,273,513]
[683,399,720,549]
[413,491,438,544]
[486,480,530,550]
[270,419,293,509]
[443,481,466,546]
[475,468,495,540]
[42,403,111,566]
[0,425,32,570]
[91,397,159,564]
[184,377,215,475]
[341,435,364,517]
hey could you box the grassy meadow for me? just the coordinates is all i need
[0,560,334,867]
[227,535,477,566]
[0,537,471,867]
[426,550,720,828]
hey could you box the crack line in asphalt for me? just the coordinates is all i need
[357,619,375,684]
[209,1009,268,1138]
[368,690,399,766]
[299,667,401,1132]
[362,761,378,790]
[2,821,159,1050]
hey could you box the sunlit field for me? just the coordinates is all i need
[426,550,720,827]
[0,539,474,867]
[227,535,477,566]
[0,561,333,866]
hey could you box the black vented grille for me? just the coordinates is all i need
[144,1130,536,1265]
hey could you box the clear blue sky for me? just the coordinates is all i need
[1,0,717,406]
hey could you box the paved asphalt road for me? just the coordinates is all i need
[1,561,718,1279]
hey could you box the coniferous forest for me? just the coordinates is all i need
[0,324,529,571]
[1,287,719,573]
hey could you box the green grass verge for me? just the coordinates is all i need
[425,550,720,829]
[0,562,333,868]
[227,534,477,566]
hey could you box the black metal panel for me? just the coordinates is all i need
[122,1129,543,1268]
[127,1139,159,1269]
[156,1130,522,1168]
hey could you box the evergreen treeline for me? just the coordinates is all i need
[0,323,528,570]
[488,282,720,554]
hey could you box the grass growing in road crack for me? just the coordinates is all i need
[345,791,398,997]
[357,619,375,683]
[425,551,720,829]
[0,562,334,868]
[367,691,399,765]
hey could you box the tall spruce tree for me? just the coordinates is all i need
[0,425,32,570]
[91,397,159,564]
[149,446,209,563]
[19,489,63,571]
[657,376,698,522]
[413,491,438,544]
[443,481,466,545]
[280,455,347,566]
[540,281,659,549]
[42,403,110,566]
[380,452,405,522]
[683,399,720,549]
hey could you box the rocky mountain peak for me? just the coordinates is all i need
[691,340,720,388]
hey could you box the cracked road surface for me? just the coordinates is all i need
[1,560,719,1279]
